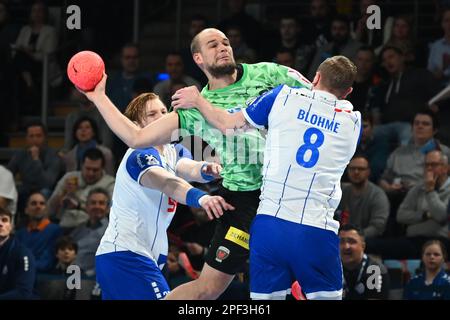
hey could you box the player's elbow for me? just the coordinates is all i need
[220,121,238,136]
[220,126,232,136]
[129,131,152,149]
[130,141,148,149]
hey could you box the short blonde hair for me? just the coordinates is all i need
[317,55,357,93]
[124,92,160,126]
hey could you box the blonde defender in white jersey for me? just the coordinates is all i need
[172,56,361,300]
[95,93,234,300]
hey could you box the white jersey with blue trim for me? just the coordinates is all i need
[242,84,361,234]
[96,144,192,269]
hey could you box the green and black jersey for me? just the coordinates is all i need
[178,62,312,191]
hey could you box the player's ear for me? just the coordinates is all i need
[193,52,202,65]
[341,87,353,99]
[312,72,320,86]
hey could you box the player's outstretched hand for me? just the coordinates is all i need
[202,162,222,179]
[78,72,107,102]
[199,195,235,220]
[171,85,201,111]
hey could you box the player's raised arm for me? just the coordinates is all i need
[141,166,233,219]
[172,85,283,135]
[171,86,249,135]
[81,74,179,148]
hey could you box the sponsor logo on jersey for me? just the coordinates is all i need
[145,154,159,166]
[215,246,230,262]
[225,226,250,250]
[136,152,160,168]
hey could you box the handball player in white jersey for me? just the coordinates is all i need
[172,56,362,300]
[95,93,234,300]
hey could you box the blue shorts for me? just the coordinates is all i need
[96,251,170,300]
[250,214,342,300]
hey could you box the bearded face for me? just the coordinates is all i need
[195,29,237,78]
[207,60,237,78]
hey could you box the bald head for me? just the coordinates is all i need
[427,150,449,166]
[190,28,227,54]
[189,28,236,79]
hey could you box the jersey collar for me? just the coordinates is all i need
[312,89,338,101]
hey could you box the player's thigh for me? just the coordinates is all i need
[291,226,342,300]
[204,187,260,275]
[96,251,170,300]
[249,215,293,299]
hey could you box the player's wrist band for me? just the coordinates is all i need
[200,163,215,182]
[186,188,208,208]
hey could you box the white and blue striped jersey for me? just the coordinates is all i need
[96,144,192,269]
[242,84,361,234]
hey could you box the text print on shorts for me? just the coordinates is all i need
[225,226,250,249]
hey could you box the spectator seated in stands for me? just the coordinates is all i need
[348,46,382,113]
[370,46,439,146]
[70,188,109,277]
[357,113,390,183]
[351,0,388,48]
[271,15,315,74]
[217,0,263,53]
[131,76,154,99]
[15,191,62,273]
[48,148,115,231]
[153,51,201,108]
[7,120,63,224]
[403,240,450,300]
[0,1,20,134]
[12,0,61,114]
[225,25,257,64]
[339,224,390,300]
[37,235,96,300]
[106,43,153,112]
[180,14,208,86]
[106,43,154,160]
[302,0,332,47]
[51,235,79,275]
[428,8,450,88]
[376,14,427,67]
[41,235,79,300]
[367,150,450,259]
[274,48,296,69]
[379,110,450,229]
[0,207,37,299]
[62,90,113,152]
[307,14,362,80]
[61,116,115,176]
[337,154,390,239]
[0,165,18,222]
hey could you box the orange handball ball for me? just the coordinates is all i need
[67,51,105,91]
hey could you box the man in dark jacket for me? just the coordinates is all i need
[7,121,63,225]
[339,224,390,300]
[0,207,36,299]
